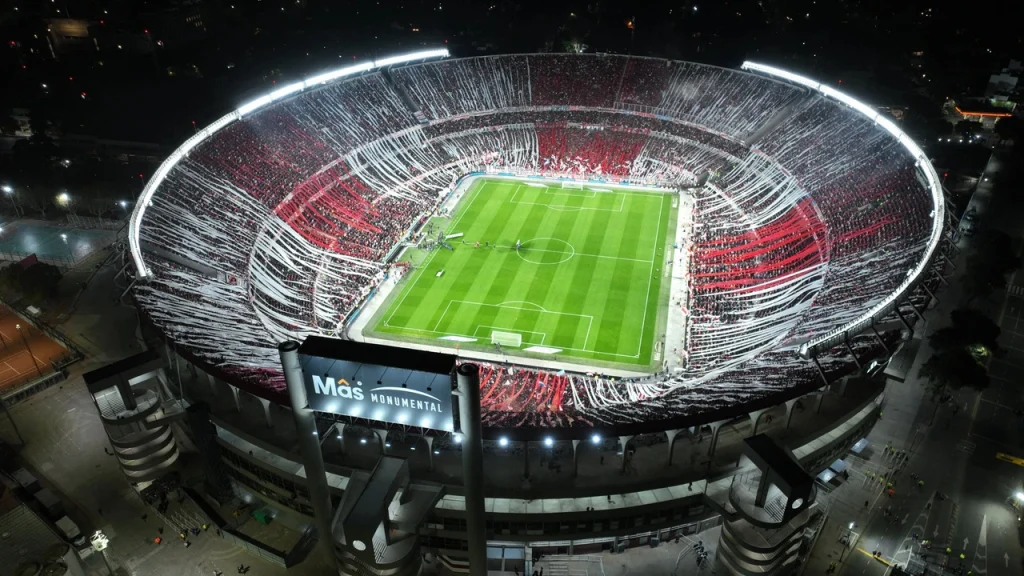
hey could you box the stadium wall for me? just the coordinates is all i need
[171,350,882,561]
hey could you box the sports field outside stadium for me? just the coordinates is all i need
[368,177,677,369]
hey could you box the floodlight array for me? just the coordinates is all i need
[740,61,945,355]
[128,48,449,278]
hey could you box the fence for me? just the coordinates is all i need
[66,213,126,231]
[0,297,84,402]
[0,363,71,406]
[1,298,86,358]
[0,249,75,270]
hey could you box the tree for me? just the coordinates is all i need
[28,106,52,143]
[23,189,52,218]
[918,308,1000,402]
[0,261,62,306]
[0,114,17,136]
[928,308,1002,357]
[79,183,116,219]
[919,347,989,397]
[960,270,996,304]
[994,115,1023,142]
[962,229,1021,304]
[955,120,983,137]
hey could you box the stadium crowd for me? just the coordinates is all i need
[135,54,938,428]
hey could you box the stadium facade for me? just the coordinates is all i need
[123,50,950,569]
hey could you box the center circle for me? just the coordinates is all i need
[516,237,576,265]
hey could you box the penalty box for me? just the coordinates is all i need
[434,300,593,351]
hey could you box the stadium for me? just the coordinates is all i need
[119,49,952,566]
[127,49,945,435]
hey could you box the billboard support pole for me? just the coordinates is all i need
[456,363,487,575]
[279,341,339,573]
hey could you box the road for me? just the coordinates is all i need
[837,148,1024,576]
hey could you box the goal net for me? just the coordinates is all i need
[561,181,584,190]
[490,331,523,348]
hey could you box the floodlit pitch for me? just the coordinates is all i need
[370,178,676,368]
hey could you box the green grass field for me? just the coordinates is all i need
[369,178,675,368]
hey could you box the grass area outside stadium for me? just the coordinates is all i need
[364,176,678,372]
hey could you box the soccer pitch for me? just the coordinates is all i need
[370,178,676,369]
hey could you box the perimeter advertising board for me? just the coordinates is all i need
[297,339,455,432]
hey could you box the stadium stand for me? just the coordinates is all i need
[132,54,941,429]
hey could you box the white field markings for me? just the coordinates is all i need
[430,300,595,352]
[0,350,44,385]
[509,184,627,213]
[383,180,666,360]
[496,240,654,264]
[632,192,666,358]
[472,325,547,345]
[544,187,597,198]
[381,179,492,328]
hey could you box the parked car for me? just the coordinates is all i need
[55,515,87,548]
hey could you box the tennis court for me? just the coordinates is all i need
[0,222,116,266]
[0,304,70,395]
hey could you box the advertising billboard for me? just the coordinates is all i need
[297,338,456,432]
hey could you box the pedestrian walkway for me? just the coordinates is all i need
[803,349,932,576]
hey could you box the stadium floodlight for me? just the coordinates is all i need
[820,85,879,121]
[374,48,449,69]
[305,62,374,87]
[1,185,11,194]
[1016,491,1024,502]
[126,48,448,278]
[740,62,820,91]
[743,61,944,356]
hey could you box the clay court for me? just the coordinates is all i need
[0,304,69,394]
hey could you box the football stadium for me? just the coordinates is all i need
[122,49,951,566]
[128,50,946,433]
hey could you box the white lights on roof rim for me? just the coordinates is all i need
[127,48,450,279]
[740,61,945,355]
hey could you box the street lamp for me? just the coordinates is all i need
[90,530,115,576]
[2,185,21,216]
[838,523,855,562]
[60,233,74,265]
[16,324,43,377]
[1014,491,1024,502]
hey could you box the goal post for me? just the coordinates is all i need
[560,181,584,190]
[490,331,523,348]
